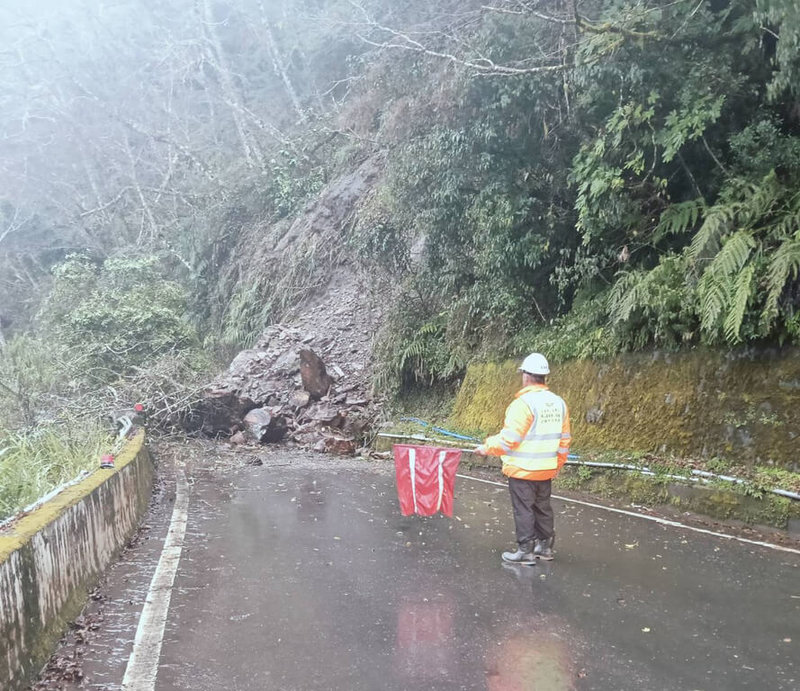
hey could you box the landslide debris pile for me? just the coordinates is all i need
[189,322,379,455]
[188,155,391,453]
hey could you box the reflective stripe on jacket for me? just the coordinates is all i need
[482,385,571,481]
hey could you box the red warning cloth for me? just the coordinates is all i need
[393,445,462,517]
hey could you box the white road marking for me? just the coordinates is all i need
[456,472,800,556]
[122,471,190,690]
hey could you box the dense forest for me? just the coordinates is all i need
[1,1,799,511]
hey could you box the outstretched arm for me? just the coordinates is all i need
[474,399,533,457]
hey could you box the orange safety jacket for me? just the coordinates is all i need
[482,384,571,481]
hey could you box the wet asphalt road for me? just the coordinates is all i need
[58,453,800,690]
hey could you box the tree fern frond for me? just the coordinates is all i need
[689,205,733,262]
[697,231,756,336]
[698,273,729,332]
[607,271,645,324]
[768,190,800,238]
[723,264,754,343]
[417,320,442,336]
[770,209,800,239]
[762,239,800,329]
[738,170,781,227]
[707,229,756,277]
[654,199,705,243]
[691,173,782,264]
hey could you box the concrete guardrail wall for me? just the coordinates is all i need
[0,430,153,690]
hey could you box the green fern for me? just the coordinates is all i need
[771,202,800,237]
[394,317,446,383]
[654,199,705,242]
[762,238,800,329]
[689,205,733,262]
[683,169,800,343]
[708,230,756,275]
[723,264,755,342]
[697,231,756,335]
[698,273,729,333]
[689,174,781,264]
[738,171,781,226]
[607,270,646,324]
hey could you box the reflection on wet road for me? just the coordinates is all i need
[148,462,798,691]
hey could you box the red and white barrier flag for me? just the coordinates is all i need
[393,445,462,517]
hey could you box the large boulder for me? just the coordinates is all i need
[228,349,270,376]
[304,402,343,427]
[243,407,288,443]
[272,350,301,376]
[299,349,334,400]
[188,388,256,436]
[341,412,370,439]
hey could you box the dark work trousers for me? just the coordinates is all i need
[508,477,554,548]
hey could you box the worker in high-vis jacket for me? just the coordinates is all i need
[475,353,571,564]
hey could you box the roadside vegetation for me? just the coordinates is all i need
[553,449,800,529]
[0,424,108,521]
[357,1,800,389]
[0,256,212,519]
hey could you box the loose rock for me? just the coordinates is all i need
[325,436,357,455]
[288,390,311,410]
[243,407,288,443]
[299,349,334,400]
[189,388,256,436]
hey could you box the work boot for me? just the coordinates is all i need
[502,543,536,565]
[534,536,555,561]
[533,532,555,556]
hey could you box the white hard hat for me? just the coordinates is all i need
[519,352,550,375]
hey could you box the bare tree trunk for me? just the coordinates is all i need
[123,132,160,246]
[199,0,265,168]
[258,0,307,123]
[559,0,580,117]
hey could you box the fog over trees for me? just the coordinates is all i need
[1,0,340,325]
[1,0,799,374]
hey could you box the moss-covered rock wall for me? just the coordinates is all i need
[451,348,800,469]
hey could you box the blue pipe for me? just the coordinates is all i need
[400,417,585,459]
[399,417,481,442]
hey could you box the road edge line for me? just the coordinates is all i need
[456,472,800,556]
[122,471,190,690]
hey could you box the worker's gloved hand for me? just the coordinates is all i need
[474,445,487,456]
